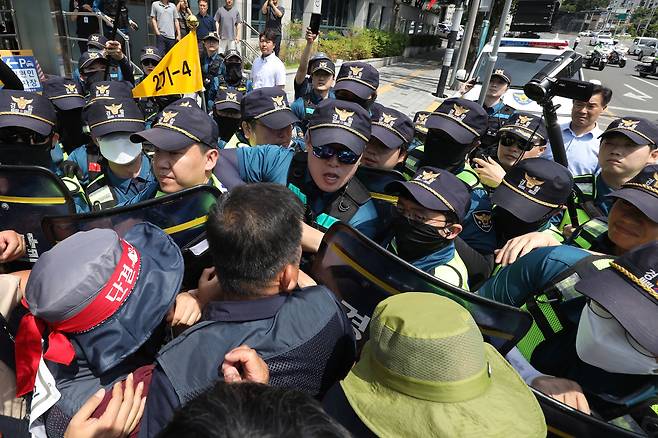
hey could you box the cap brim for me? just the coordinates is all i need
[71,222,183,375]
[425,116,475,144]
[91,120,146,138]
[608,189,658,223]
[575,269,658,356]
[0,115,53,136]
[492,73,511,84]
[600,129,650,145]
[309,126,366,155]
[334,80,375,100]
[499,126,546,143]
[492,184,553,222]
[340,342,546,438]
[214,102,241,112]
[140,55,162,63]
[257,109,298,130]
[371,125,404,149]
[51,96,85,111]
[312,66,335,75]
[130,126,195,151]
[386,180,452,212]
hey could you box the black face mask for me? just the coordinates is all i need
[83,71,106,94]
[57,109,90,154]
[423,131,471,173]
[216,116,241,141]
[492,207,548,247]
[393,215,451,262]
[225,63,243,84]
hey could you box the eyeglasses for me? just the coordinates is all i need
[312,145,360,165]
[499,134,540,152]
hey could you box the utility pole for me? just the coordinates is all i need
[451,0,481,88]
[641,6,655,38]
[434,0,465,97]
[477,0,513,105]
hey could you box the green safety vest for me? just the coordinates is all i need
[515,255,613,361]
[558,174,605,231]
[570,217,609,250]
[432,250,470,291]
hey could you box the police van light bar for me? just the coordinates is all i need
[500,39,569,49]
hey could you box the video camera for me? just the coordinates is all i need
[524,51,593,103]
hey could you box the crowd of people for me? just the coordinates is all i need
[1,11,658,438]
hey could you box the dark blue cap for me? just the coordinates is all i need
[79,51,107,71]
[600,117,658,147]
[87,33,108,51]
[334,62,379,100]
[87,81,134,103]
[214,88,243,112]
[608,164,658,223]
[86,98,145,138]
[499,112,548,144]
[43,76,85,111]
[492,157,573,222]
[241,87,298,129]
[130,98,219,150]
[491,68,512,85]
[426,98,488,144]
[370,103,414,149]
[140,46,163,63]
[0,90,56,136]
[308,99,371,155]
[386,166,471,222]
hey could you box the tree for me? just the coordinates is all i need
[559,0,609,13]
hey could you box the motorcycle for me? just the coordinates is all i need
[607,47,627,68]
[636,55,658,78]
[584,46,610,71]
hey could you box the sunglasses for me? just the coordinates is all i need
[312,145,360,165]
[499,134,539,152]
[142,60,158,67]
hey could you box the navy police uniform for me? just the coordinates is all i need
[290,58,336,134]
[480,69,516,155]
[213,88,244,149]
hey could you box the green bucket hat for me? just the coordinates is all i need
[341,293,546,438]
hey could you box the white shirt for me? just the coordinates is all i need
[251,53,286,89]
[543,121,603,176]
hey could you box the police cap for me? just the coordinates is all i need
[600,117,658,147]
[308,99,371,155]
[334,62,379,100]
[426,98,488,144]
[0,90,56,136]
[370,103,414,150]
[608,164,658,223]
[241,87,298,129]
[43,76,85,111]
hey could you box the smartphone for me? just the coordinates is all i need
[310,13,321,35]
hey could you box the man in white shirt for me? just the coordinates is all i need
[251,30,286,90]
[543,84,612,176]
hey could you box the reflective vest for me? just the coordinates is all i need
[224,132,250,149]
[570,217,609,250]
[403,145,481,191]
[218,77,248,93]
[515,255,613,361]
[433,250,470,291]
[286,152,370,232]
[482,103,515,149]
[558,174,605,230]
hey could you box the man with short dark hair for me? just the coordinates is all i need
[251,30,286,89]
[543,84,613,176]
[195,0,216,41]
[150,0,181,54]
[214,0,241,54]
[139,183,356,437]
[261,0,285,56]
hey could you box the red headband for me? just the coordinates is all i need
[15,239,141,397]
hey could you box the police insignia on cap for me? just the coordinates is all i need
[518,172,545,195]
[160,111,178,125]
[95,84,110,97]
[10,96,33,114]
[179,101,192,107]
[105,103,124,118]
[64,83,78,94]
[89,52,100,60]
[271,95,286,110]
[226,92,237,102]
[449,104,469,120]
[333,107,355,126]
[380,113,397,127]
[621,119,640,130]
[319,61,328,68]
[416,113,429,126]
[145,48,155,55]
[348,66,363,78]
[417,170,439,184]
[517,115,532,127]
[473,211,493,233]
[495,69,505,75]
[91,35,99,42]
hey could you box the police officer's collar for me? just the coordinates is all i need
[202,293,288,322]
[407,241,455,272]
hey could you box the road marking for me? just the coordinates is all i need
[633,76,658,89]
[607,105,658,115]
[623,84,652,101]
[377,68,427,95]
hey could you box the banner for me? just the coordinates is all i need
[132,31,203,98]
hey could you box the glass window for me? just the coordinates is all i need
[471,52,580,88]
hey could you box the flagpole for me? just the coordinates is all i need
[185,14,207,114]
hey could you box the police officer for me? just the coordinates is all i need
[385,166,471,289]
[213,88,243,148]
[77,43,134,93]
[136,46,164,128]
[404,98,495,256]
[472,112,548,190]
[80,98,156,210]
[42,76,89,155]
[224,87,300,150]
[201,32,224,108]
[236,98,381,246]
[218,48,252,92]
[293,26,330,99]
[410,110,430,151]
[361,103,414,171]
[290,57,335,134]
[333,61,379,110]
[130,98,225,196]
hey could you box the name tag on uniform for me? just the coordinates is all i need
[83,16,89,23]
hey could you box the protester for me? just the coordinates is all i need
[150,0,181,54]
[176,0,192,37]
[70,0,98,53]
[543,85,612,176]
[323,293,546,437]
[251,30,286,90]
[261,0,285,56]
[214,0,241,54]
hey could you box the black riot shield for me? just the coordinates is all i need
[41,186,223,288]
[0,165,76,265]
[534,389,647,438]
[311,222,532,354]
[214,148,245,190]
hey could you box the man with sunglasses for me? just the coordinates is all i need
[384,166,471,289]
[237,99,381,248]
[473,112,548,189]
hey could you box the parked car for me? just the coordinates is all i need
[630,37,658,59]
[437,24,463,40]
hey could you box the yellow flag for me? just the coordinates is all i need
[132,32,203,98]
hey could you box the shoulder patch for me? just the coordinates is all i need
[472,210,493,233]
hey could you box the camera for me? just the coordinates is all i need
[523,51,593,103]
